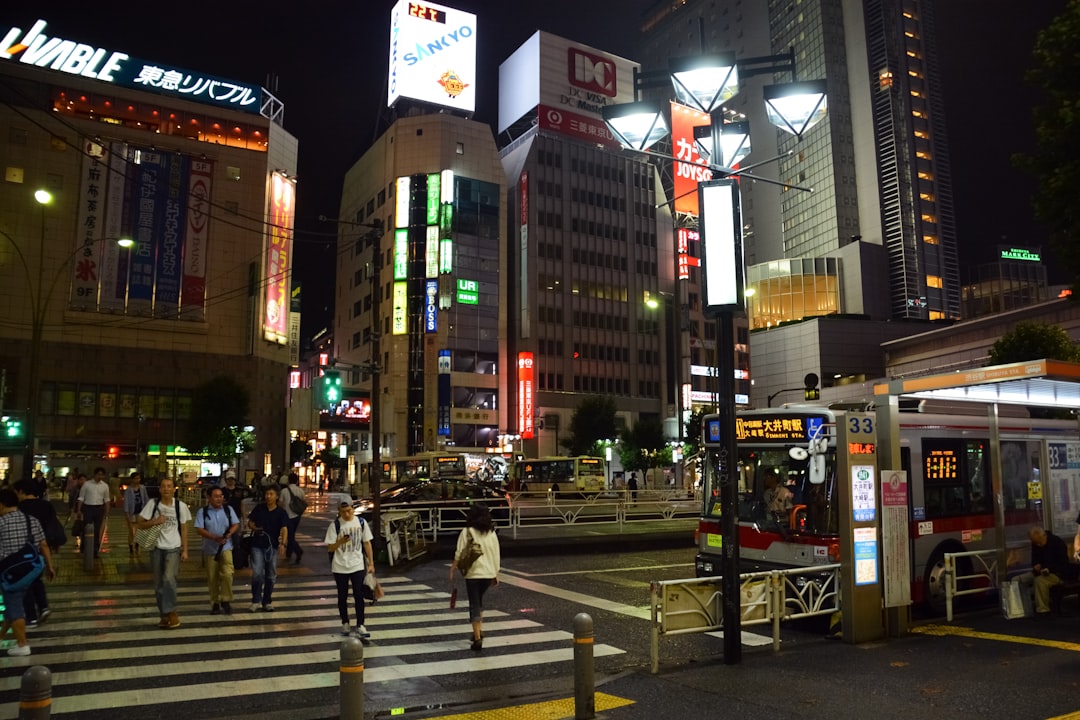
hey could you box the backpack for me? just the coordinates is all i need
[44,515,67,550]
[201,505,238,529]
[286,486,308,516]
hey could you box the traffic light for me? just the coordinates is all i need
[0,415,25,450]
[803,373,821,402]
[108,446,120,459]
[319,370,342,409]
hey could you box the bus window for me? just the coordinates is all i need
[966,440,990,513]
[922,438,987,518]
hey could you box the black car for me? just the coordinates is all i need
[353,479,511,523]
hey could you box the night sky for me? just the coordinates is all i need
[5,0,1066,343]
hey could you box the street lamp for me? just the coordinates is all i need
[602,51,828,666]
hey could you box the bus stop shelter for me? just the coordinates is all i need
[872,358,1080,633]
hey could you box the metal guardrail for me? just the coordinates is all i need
[648,564,841,673]
[943,549,999,622]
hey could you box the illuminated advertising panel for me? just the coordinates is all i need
[498,32,639,145]
[671,102,712,216]
[437,349,451,436]
[392,281,408,334]
[518,352,535,439]
[425,279,438,332]
[395,176,411,228]
[0,19,260,113]
[387,0,477,113]
[394,230,409,280]
[263,173,295,344]
[426,226,439,278]
[456,278,478,304]
[180,158,213,320]
[699,179,744,313]
[677,228,700,280]
[426,173,441,224]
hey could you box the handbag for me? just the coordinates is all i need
[233,532,254,570]
[0,515,46,593]
[361,572,385,603]
[455,528,483,575]
[133,499,165,550]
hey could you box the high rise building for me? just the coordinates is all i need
[335,115,507,457]
[498,32,676,456]
[638,0,955,404]
[0,17,296,478]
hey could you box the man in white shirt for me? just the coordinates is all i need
[75,467,112,557]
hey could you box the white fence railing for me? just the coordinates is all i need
[648,564,841,673]
[943,549,999,622]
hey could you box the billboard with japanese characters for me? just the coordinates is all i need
[0,18,261,113]
[498,32,638,147]
[69,143,215,320]
[671,102,713,216]
[264,173,295,344]
[387,1,477,113]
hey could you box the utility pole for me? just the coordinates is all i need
[369,219,384,535]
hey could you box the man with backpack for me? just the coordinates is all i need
[194,487,241,615]
[280,476,307,565]
[14,479,62,628]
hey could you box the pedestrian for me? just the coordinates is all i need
[123,471,150,555]
[449,504,501,651]
[13,479,55,628]
[32,470,47,500]
[65,472,81,514]
[108,471,122,509]
[0,488,55,655]
[136,477,190,629]
[1025,525,1078,616]
[325,501,375,638]
[280,475,306,564]
[258,472,278,501]
[627,472,638,504]
[246,486,289,611]
[221,470,247,524]
[194,486,241,615]
[74,466,111,557]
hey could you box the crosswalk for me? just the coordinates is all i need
[0,575,625,718]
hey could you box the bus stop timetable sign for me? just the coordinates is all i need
[852,465,876,522]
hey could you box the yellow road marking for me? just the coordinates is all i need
[425,692,634,719]
[912,624,1080,652]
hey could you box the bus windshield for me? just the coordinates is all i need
[702,447,839,536]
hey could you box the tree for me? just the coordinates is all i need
[1013,1,1080,290]
[988,321,1080,365]
[617,416,672,475]
[562,396,618,456]
[184,375,254,464]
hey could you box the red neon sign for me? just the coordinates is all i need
[518,352,535,439]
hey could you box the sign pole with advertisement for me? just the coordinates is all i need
[837,411,885,643]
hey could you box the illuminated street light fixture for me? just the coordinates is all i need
[695,119,751,170]
[669,53,739,114]
[763,80,829,138]
[601,101,668,152]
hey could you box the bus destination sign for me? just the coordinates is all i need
[735,415,825,442]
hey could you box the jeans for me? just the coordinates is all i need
[286,516,302,558]
[22,577,47,622]
[465,578,494,623]
[206,549,235,603]
[334,571,366,625]
[151,547,181,614]
[250,545,279,605]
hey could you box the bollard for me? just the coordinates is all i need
[19,665,51,720]
[82,522,95,572]
[573,612,595,720]
[340,636,364,720]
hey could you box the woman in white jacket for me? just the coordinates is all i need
[449,504,501,651]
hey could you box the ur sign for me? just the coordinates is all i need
[518,352,535,439]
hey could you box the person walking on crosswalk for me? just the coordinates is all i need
[325,501,375,638]
[136,477,191,629]
[246,487,289,611]
[450,504,501,652]
[194,487,241,615]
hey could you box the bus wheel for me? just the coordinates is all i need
[924,544,969,615]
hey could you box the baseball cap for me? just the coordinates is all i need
[225,470,237,479]
[339,501,352,509]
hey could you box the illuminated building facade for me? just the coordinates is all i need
[335,114,507,456]
[0,18,296,477]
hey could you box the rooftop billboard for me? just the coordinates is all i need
[387,1,477,113]
[498,32,638,147]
